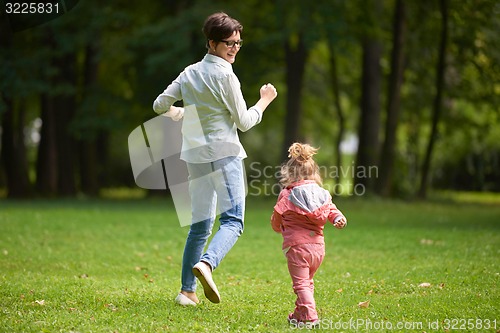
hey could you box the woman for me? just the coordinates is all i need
[153,12,277,305]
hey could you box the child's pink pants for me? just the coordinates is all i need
[285,243,325,322]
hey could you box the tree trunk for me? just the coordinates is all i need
[282,34,308,161]
[376,0,407,196]
[79,41,100,196]
[53,53,78,197]
[418,0,448,199]
[96,131,110,186]
[0,12,12,193]
[36,94,58,196]
[37,28,78,197]
[54,90,77,197]
[328,41,345,185]
[79,141,99,195]
[355,37,382,192]
[1,96,32,198]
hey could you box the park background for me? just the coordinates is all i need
[0,0,499,332]
[1,0,499,199]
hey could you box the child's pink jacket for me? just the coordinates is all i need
[271,180,345,250]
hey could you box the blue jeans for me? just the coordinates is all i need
[181,156,246,292]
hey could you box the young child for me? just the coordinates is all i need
[271,142,347,327]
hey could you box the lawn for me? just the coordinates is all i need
[0,194,499,332]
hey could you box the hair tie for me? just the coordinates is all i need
[288,142,317,162]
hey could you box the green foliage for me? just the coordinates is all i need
[0,196,499,332]
[1,0,499,196]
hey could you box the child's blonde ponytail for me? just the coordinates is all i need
[280,142,322,187]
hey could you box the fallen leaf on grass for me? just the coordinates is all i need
[367,289,373,295]
[418,282,431,288]
[35,300,45,306]
[357,300,370,308]
[104,303,118,312]
[335,288,343,293]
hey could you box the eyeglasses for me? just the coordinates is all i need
[220,39,243,48]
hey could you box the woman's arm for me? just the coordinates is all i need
[222,74,277,132]
[255,83,278,112]
[153,76,182,115]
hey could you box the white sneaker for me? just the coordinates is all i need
[192,262,221,303]
[174,293,197,306]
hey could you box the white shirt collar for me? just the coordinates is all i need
[203,53,233,71]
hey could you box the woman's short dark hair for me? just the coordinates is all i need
[202,12,243,49]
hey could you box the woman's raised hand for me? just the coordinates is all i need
[260,83,278,102]
[256,83,278,112]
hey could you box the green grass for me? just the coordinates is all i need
[0,195,499,332]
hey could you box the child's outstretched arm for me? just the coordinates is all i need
[333,216,347,229]
[328,204,347,229]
